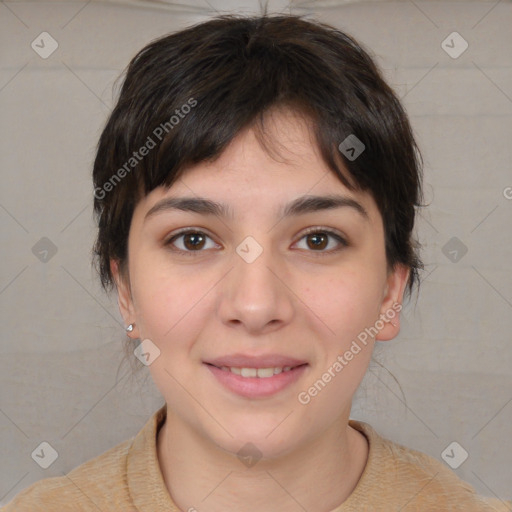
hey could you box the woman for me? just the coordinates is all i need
[3,13,510,512]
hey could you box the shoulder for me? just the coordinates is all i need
[0,437,133,511]
[349,420,511,511]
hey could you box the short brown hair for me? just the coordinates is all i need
[92,14,424,300]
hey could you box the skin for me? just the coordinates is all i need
[112,107,409,512]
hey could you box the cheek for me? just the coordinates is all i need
[130,269,210,402]
[295,271,382,417]
[305,264,385,344]
[129,252,216,358]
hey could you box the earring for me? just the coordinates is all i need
[126,323,135,333]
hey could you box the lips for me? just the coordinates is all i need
[203,353,309,398]
[205,361,308,398]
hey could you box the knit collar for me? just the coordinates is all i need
[126,403,380,511]
[127,403,180,511]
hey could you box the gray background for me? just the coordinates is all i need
[1,0,511,506]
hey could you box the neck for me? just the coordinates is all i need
[157,409,368,512]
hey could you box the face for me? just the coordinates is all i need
[113,108,409,458]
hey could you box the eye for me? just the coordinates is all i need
[164,227,348,256]
[165,229,219,255]
[294,228,348,254]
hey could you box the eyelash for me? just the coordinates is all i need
[164,227,348,257]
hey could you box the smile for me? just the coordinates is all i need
[217,365,298,378]
[204,362,308,398]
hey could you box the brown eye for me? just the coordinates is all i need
[295,229,348,254]
[182,232,206,250]
[306,232,329,250]
[166,230,218,255]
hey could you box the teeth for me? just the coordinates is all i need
[219,366,297,378]
[241,367,257,377]
[255,367,274,378]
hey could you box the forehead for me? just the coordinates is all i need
[136,107,381,225]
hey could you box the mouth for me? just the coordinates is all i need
[205,363,307,378]
[203,356,309,398]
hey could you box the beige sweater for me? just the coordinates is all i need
[2,404,510,511]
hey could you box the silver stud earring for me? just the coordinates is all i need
[126,323,135,333]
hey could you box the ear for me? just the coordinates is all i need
[111,259,140,339]
[375,263,410,342]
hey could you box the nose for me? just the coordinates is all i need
[217,238,295,336]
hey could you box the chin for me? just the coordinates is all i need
[210,416,305,461]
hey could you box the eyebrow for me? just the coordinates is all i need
[144,194,369,222]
